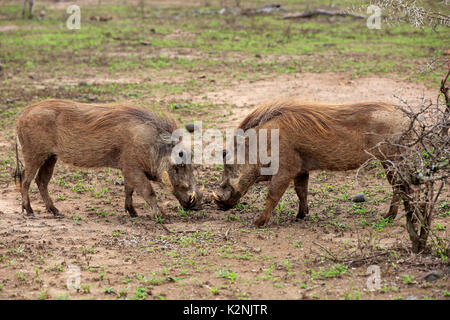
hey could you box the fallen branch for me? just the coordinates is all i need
[158,223,173,234]
[340,252,391,266]
[241,4,286,16]
[313,241,339,261]
[283,9,366,20]
[158,224,201,234]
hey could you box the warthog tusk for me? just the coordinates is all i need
[189,191,196,204]
[212,191,220,201]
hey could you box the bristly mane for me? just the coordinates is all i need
[86,105,178,134]
[39,99,178,134]
[239,98,395,137]
[239,98,335,137]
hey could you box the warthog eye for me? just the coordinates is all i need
[179,151,184,158]
[222,150,227,159]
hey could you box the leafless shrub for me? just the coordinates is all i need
[360,0,450,27]
[365,71,449,255]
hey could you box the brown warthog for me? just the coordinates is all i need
[16,99,202,218]
[213,98,408,227]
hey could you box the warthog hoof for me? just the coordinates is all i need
[254,215,269,228]
[48,206,63,218]
[53,212,64,219]
[125,206,138,217]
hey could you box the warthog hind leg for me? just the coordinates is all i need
[294,171,309,220]
[35,155,62,218]
[20,162,41,217]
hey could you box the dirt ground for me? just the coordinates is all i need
[0,0,448,300]
[0,72,448,300]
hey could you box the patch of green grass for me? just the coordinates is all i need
[401,274,415,285]
[38,289,50,300]
[56,293,70,300]
[343,289,361,300]
[135,287,149,300]
[218,269,237,282]
[312,264,349,280]
[103,286,115,294]
[371,217,394,231]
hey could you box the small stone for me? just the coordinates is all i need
[406,295,417,300]
[78,81,88,86]
[5,98,13,104]
[173,104,182,110]
[423,270,444,282]
[88,95,98,102]
[185,123,198,133]
[352,193,366,203]
[140,41,151,46]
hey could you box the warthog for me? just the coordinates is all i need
[16,99,202,218]
[213,98,408,227]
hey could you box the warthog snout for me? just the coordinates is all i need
[213,181,239,211]
[187,190,202,210]
[176,188,203,210]
[164,158,203,211]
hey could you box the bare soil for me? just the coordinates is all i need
[0,72,448,300]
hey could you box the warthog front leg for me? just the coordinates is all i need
[254,166,296,228]
[122,167,162,218]
[35,155,62,217]
[254,154,302,227]
[124,183,138,217]
[294,171,309,220]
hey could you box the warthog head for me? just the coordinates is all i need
[159,137,203,210]
[213,138,260,210]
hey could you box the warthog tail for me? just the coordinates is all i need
[14,137,23,192]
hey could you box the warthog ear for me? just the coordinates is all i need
[161,170,174,191]
[159,132,174,146]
